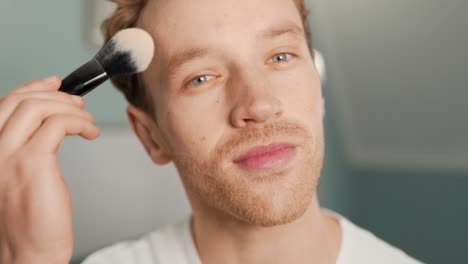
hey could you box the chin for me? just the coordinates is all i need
[240,199,313,227]
[219,167,319,227]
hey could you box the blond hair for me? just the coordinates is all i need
[102,0,312,114]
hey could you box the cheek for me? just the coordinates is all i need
[274,65,323,123]
[163,96,226,157]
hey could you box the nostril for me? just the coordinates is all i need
[242,117,256,124]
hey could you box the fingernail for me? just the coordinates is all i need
[44,76,57,84]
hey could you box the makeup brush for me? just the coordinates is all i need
[59,28,154,96]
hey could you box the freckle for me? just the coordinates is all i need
[201,136,206,141]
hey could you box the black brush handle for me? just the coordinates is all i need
[59,58,109,96]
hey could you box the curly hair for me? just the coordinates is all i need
[102,0,313,114]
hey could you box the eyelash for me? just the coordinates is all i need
[187,52,295,88]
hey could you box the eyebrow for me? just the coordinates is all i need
[259,21,305,40]
[167,48,214,77]
[166,21,305,76]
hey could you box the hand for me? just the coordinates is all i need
[0,76,100,264]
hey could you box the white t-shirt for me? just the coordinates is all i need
[82,211,423,264]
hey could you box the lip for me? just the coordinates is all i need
[233,142,296,171]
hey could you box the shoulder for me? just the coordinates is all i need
[82,219,190,264]
[336,214,424,264]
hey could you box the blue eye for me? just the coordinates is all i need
[272,53,292,63]
[191,75,211,86]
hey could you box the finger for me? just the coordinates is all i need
[0,100,93,154]
[0,92,84,130]
[27,115,100,153]
[12,76,61,93]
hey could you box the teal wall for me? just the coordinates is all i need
[319,88,353,217]
[346,168,468,264]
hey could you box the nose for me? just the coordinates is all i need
[230,69,283,128]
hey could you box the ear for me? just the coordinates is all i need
[127,104,172,165]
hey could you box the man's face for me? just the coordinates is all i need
[138,0,324,226]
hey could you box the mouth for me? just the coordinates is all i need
[233,142,297,171]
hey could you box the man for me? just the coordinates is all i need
[0,0,422,263]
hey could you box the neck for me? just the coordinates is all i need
[190,196,341,264]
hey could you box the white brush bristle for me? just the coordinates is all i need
[112,28,155,72]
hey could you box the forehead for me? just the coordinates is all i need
[138,0,303,54]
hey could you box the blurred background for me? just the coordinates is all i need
[1,1,467,263]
